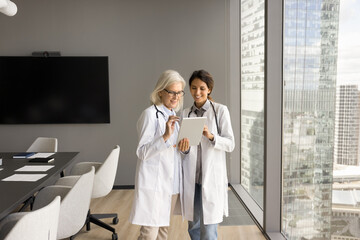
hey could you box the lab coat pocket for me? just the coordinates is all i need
[138,161,159,190]
[203,182,219,215]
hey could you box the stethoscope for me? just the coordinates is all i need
[188,101,220,135]
[154,105,179,138]
[154,104,165,119]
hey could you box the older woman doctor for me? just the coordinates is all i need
[182,70,235,240]
[130,70,189,240]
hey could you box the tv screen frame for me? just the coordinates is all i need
[0,56,110,124]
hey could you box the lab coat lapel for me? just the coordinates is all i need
[156,106,167,136]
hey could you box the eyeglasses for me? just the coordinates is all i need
[163,89,185,97]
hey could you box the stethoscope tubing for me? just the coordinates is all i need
[154,104,165,119]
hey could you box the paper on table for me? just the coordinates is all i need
[0,168,3,171]
[1,174,47,182]
[28,153,55,159]
[15,165,54,172]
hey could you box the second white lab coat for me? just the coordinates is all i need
[181,101,235,225]
[129,104,182,227]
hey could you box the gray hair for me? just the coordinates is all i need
[150,70,186,112]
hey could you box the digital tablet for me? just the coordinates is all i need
[177,117,207,146]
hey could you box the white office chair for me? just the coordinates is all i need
[20,137,59,212]
[27,137,58,152]
[0,196,61,240]
[33,167,95,240]
[70,145,120,240]
[0,0,17,17]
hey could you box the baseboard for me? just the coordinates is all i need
[113,185,135,189]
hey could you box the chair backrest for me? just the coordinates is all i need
[32,167,94,239]
[57,167,95,239]
[92,145,120,198]
[27,137,58,152]
[0,196,60,240]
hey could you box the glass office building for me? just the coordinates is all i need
[282,0,340,239]
[240,0,265,209]
[334,85,360,166]
[332,87,360,239]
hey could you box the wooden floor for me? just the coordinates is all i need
[75,190,265,240]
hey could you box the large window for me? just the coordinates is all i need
[236,1,360,238]
[281,0,360,239]
[282,0,339,239]
[331,0,360,239]
[240,0,265,208]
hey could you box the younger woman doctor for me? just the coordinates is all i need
[181,70,235,240]
[130,70,189,240]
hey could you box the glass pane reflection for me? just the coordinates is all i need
[240,0,265,209]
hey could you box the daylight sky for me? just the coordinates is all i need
[337,0,360,86]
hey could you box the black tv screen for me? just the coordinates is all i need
[0,56,110,124]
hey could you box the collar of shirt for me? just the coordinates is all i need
[160,104,175,118]
[192,99,210,113]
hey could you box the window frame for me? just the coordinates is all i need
[229,0,285,239]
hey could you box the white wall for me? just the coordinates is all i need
[0,0,235,185]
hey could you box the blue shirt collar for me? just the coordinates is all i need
[161,104,175,117]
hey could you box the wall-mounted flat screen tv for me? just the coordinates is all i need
[0,56,110,124]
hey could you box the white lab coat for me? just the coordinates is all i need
[129,104,182,227]
[181,102,235,225]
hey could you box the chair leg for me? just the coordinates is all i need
[91,213,117,221]
[19,195,35,212]
[85,208,118,238]
[89,214,117,233]
[86,210,91,231]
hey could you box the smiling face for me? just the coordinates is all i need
[190,78,211,108]
[159,82,183,110]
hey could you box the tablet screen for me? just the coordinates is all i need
[177,117,207,146]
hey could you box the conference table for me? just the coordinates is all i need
[0,152,78,221]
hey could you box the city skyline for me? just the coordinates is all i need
[282,0,340,239]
